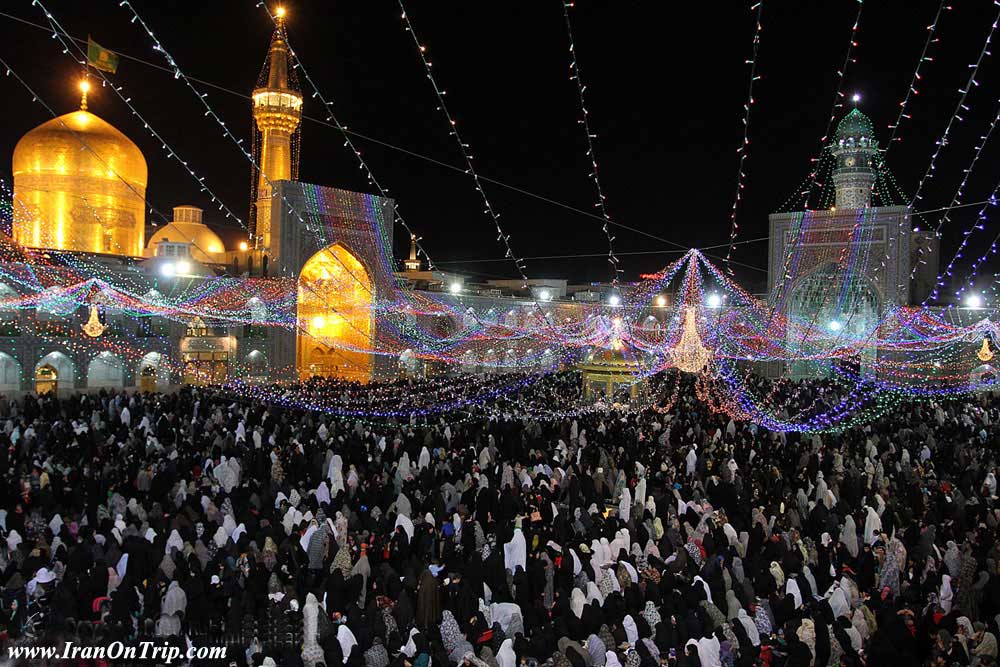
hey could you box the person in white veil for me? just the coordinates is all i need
[497,639,516,667]
[301,593,324,667]
[338,623,358,662]
[571,588,586,619]
[839,515,859,558]
[863,506,882,546]
[619,487,632,523]
[503,529,526,573]
[786,578,802,609]
[737,609,760,646]
[623,614,639,645]
[162,581,187,617]
[940,574,954,613]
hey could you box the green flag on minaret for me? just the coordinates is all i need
[87,37,118,74]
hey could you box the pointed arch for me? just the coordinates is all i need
[296,242,374,381]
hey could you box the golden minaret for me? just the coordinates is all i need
[251,6,302,250]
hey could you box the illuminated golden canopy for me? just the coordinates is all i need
[12,107,148,256]
[297,243,374,382]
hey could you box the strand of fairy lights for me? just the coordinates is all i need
[395,1,529,285]
[723,1,764,274]
[908,4,1000,290]
[909,3,1000,211]
[560,1,621,287]
[884,1,950,153]
[923,98,1000,287]
[868,1,951,289]
[395,0,576,359]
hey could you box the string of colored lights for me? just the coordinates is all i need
[560,0,621,287]
[885,1,951,152]
[724,0,764,275]
[908,3,1000,210]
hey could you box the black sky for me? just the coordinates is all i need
[3,1,1000,292]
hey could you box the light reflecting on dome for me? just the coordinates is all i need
[12,109,147,256]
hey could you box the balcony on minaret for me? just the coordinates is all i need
[830,108,877,210]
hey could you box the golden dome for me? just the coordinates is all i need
[12,109,148,256]
[146,206,226,263]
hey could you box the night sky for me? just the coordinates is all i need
[3,1,1000,292]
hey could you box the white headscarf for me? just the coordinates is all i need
[940,574,954,613]
[337,624,358,662]
[623,615,638,645]
[497,639,516,667]
[864,506,882,545]
[786,578,802,609]
[571,588,586,618]
[394,514,414,540]
[737,609,760,646]
[503,529,527,573]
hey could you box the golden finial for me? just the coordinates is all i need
[275,5,286,23]
[79,79,90,111]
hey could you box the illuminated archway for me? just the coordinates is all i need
[297,243,374,382]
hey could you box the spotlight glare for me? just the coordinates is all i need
[707,293,722,309]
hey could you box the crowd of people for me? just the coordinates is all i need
[0,370,999,667]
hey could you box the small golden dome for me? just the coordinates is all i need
[12,109,148,256]
[147,205,227,263]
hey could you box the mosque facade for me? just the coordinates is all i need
[766,107,941,378]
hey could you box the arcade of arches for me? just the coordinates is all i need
[296,243,374,382]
